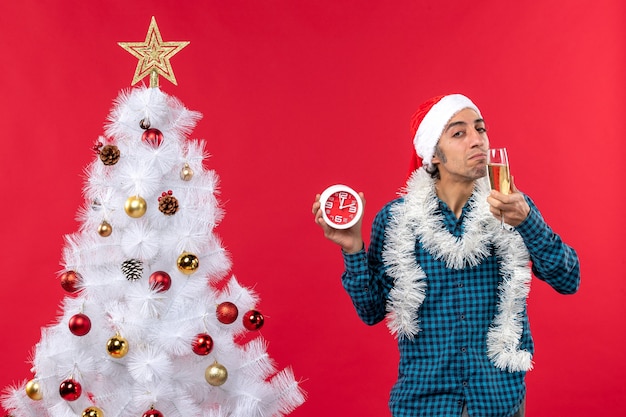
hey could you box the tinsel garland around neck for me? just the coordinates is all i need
[382,168,533,372]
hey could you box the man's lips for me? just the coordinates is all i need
[469,152,487,161]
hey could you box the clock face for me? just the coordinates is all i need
[320,185,363,229]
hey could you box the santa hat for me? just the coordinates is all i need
[407,94,482,175]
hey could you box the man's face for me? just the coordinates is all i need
[432,108,489,181]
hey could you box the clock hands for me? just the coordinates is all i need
[338,198,356,210]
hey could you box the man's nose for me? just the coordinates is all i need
[469,129,487,146]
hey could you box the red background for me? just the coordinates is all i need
[1,1,624,416]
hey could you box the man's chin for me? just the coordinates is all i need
[474,167,488,179]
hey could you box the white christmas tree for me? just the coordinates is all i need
[1,17,304,417]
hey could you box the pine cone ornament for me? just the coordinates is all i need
[121,259,143,281]
[158,191,179,215]
[99,144,120,166]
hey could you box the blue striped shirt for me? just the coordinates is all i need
[341,194,580,417]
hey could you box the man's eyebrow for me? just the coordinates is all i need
[444,118,485,133]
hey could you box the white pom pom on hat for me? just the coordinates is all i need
[408,94,482,171]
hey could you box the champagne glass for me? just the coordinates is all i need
[487,148,511,228]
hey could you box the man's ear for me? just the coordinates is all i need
[430,143,445,165]
[431,151,442,165]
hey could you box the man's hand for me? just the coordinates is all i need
[486,176,530,227]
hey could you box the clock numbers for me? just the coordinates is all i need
[324,191,358,224]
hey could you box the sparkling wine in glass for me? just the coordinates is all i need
[487,148,510,194]
[487,148,510,227]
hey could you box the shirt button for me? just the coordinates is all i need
[363,287,369,292]
[460,314,466,320]
[462,381,469,387]
[461,347,467,353]
[458,282,463,288]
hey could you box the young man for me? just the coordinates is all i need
[312,94,580,417]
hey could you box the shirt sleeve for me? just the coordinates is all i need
[340,200,397,325]
[515,195,581,294]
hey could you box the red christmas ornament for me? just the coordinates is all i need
[69,313,92,336]
[242,310,264,331]
[149,271,172,292]
[216,302,239,324]
[192,333,214,356]
[142,408,163,417]
[59,378,82,401]
[141,128,163,147]
[60,271,81,293]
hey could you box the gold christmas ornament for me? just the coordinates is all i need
[25,379,43,401]
[82,406,104,417]
[98,220,113,237]
[124,196,147,218]
[118,16,189,87]
[106,335,129,358]
[205,361,228,386]
[180,163,194,181]
[177,252,199,274]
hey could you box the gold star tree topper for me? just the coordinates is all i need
[119,16,189,87]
